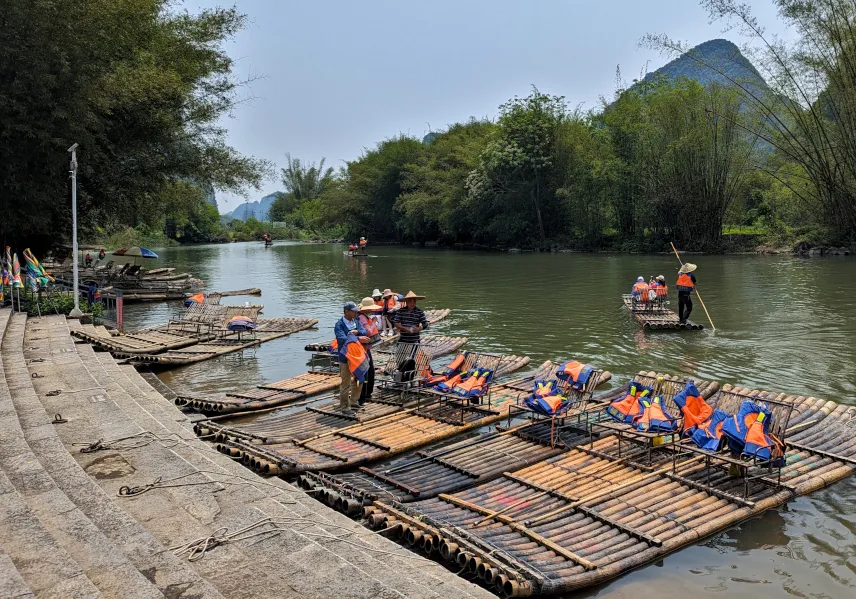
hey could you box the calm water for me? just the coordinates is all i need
[127,242,856,598]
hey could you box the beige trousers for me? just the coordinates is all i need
[339,362,361,409]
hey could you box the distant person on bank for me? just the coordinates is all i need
[334,301,369,413]
[676,263,697,324]
[393,291,429,344]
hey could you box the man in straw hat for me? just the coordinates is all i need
[676,263,698,325]
[334,301,369,413]
[357,297,383,403]
[393,290,429,345]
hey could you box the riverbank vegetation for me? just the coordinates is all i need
[0,0,268,252]
[272,0,855,252]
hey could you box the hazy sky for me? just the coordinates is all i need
[183,0,791,212]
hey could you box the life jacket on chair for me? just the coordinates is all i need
[633,396,677,433]
[605,382,652,423]
[556,361,594,391]
[690,409,730,451]
[523,380,568,415]
[450,368,494,398]
[424,353,467,387]
[184,292,205,307]
[672,381,713,434]
[722,401,782,462]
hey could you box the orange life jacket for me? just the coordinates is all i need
[538,395,564,414]
[359,239,367,247]
[358,314,382,346]
[633,396,677,433]
[605,383,651,423]
[654,285,668,298]
[188,293,205,304]
[632,282,649,295]
[452,369,491,397]
[384,294,399,311]
[676,273,695,293]
[681,393,713,431]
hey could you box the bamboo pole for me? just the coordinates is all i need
[669,242,715,330]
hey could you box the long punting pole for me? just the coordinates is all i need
[669,241,715,331]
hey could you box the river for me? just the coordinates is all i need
[126,242,856,598]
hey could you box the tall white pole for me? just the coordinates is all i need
[68,143,82,317]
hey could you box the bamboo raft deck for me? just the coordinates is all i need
[622,294,703,330]
[366,382,856,597]
[212,364,612,478]
[123,317,318,366]
[299,372,719,513]
[193,353,534,446]
[175,335,483,414]
[303,309,453,352]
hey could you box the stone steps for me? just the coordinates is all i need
[7,312,224,599]
[0,540,34,599]
[56,316,494,599]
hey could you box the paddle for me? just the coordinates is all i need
[670,242,716,331]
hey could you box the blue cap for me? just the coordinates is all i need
[343,301,359,311]
[637,276,644,282]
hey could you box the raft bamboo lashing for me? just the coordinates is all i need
[222,365,612,478]
[301,371,711,513]
[178,339,516,416]
[193,354,536,450]
[366,383,856,597]
[122,317,318,367]
[303,309,453,351]
[622,294,703,330]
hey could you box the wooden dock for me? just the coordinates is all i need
[622,294,703,330]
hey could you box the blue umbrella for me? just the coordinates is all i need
[112,246,158,266]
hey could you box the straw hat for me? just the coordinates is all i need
[401,290,426,301]
[382,288,394,297]
[679,263,697,274]
[371,288,382,298]
[358,297,382,312]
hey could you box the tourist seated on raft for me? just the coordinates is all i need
[631,276,653,308]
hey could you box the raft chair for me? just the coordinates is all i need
[673,387,794,499]
[506,360,605,447]
[375,342,437,392]
[405,352,507,426]
[591,373,696,464]
[166,303,229,337]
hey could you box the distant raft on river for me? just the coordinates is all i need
[622,294,703,330]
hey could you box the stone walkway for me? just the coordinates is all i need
[0,309,494,599]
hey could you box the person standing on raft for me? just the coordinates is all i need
[334,301,369,413]
[393,290,429,344]
[357,297,383,404]
[676,263,697,325]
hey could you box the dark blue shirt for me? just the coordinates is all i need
[392,307,429,344]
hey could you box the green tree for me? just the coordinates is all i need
[0,0,269,249]
[467,88,569,243]
[269,154,335,223]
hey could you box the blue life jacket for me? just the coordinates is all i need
[690,409,730,451]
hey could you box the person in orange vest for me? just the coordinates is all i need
[359,237,367,248]
[380,288,399,336]
[676,263,697,324]
[631,276,649,308]
[357,297,382,404]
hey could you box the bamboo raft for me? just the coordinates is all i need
[123,317,318,366]
[210,362,611,478]
[303,309,453,352]
[175,335,483,414]
[622,294,703,330]
[191,356,529,436]
[298,372,719,513]
[366,380,856,597]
